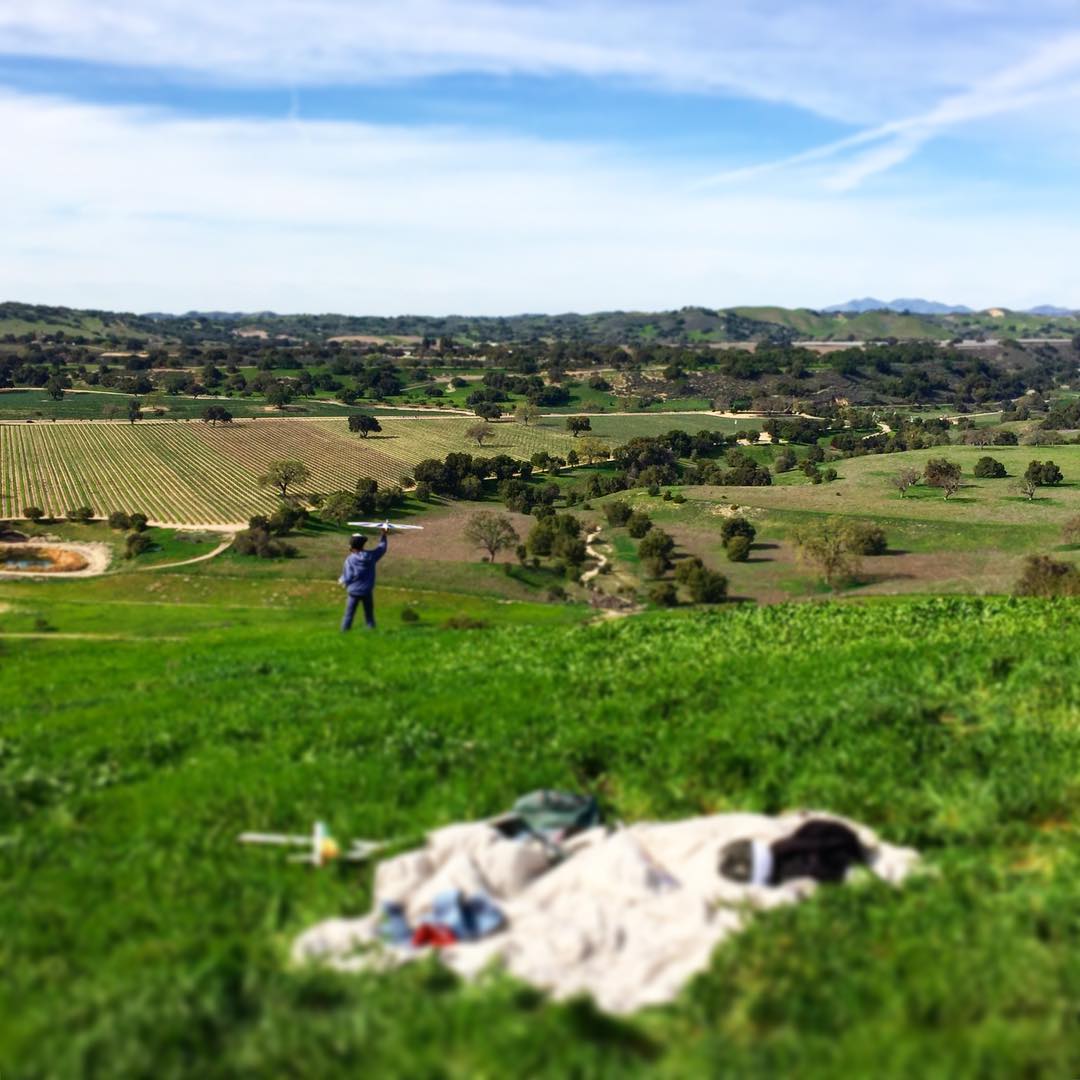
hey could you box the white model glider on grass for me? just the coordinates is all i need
[347,521,424,530]
[239,821,390,866]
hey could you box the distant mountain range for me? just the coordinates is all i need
[825,297,1075,317]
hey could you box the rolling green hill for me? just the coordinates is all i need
[5,300,1079,346]
[4,581,1080,1077]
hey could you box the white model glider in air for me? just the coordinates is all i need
[347,521,424,530]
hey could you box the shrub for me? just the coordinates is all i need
[842,521,888,556]
[124,531,153,558]
[23,506,44,522]
[674,556,728,602]
[1015,555,1080,597]
[67,506,94,523]
[626,512,652,539]
[415,482,433,503]
[400,608,420,623]
[649,581,678,607]
[233,527,298,559]
[725,535,751,562]
[128,513,149,533]
[638,528,675,571]
[974,456,1007,479]
[107,511,131,530]
[720,517,756,546]
[268,505,306,536]
[773,448,797,474]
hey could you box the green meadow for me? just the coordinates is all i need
[4,561,1080,1076]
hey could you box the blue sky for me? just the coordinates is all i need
[1,1,1079,314]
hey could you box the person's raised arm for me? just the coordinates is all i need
[373,529,389,561]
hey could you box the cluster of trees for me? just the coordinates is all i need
[320,478,405,524]
[688,450,774,487]
[893,457,1064,502]
[525,513,587,569]
[7,314,1079,420]
[413,451,533,500]
[600,498,727,603]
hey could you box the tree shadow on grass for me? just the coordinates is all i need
[850,571,916,588]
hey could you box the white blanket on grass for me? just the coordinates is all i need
[292,810,919,1014]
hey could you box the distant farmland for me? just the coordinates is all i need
[0,417,586,524]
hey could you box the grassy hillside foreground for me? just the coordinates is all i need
[4,593,1080,1077]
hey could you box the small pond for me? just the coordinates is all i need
[0,545,89,573]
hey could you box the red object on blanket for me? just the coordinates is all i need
[411,924,458,948]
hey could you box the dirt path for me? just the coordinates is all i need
[136,535,235,572]
[580,528,609,585]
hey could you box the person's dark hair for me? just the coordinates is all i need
[350,534,367,551]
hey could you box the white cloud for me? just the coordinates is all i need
[2,89,1079,312]
[1,0,1076,124]
[697,33,1080,192]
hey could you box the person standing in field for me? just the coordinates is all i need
[339,528,388,630]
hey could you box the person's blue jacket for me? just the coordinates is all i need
[339,535,387,596]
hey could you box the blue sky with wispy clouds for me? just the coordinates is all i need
[1,1,1079,314]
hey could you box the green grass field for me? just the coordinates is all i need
[4,585,1080,1077]
[708,445,1080,533]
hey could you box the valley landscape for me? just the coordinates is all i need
[5,300,1080,1076]
[5,2,1080,1076]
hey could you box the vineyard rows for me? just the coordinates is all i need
[0,418,589,524]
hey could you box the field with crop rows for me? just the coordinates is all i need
[0,417,585,524]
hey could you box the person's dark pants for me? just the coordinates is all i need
[342,592,375,630]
